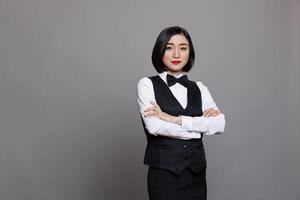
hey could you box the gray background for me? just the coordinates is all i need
[0,0,299,199]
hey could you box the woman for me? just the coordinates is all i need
[137,26,225,200]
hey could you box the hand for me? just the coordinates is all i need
[143,101,181,124]
[143,101,168,120]
[203,108,221,117]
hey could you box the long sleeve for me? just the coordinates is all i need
[137,77,201,140]
[180,81,226,135]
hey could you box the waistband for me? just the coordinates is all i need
[147,136,203,148]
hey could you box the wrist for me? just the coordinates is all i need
[174,116,182,125]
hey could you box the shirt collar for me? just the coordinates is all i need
[158,71,187,84]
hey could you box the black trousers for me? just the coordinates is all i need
[147,166,207,200]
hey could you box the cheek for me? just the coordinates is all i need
[162,52,171,61]
[183,51,190,61]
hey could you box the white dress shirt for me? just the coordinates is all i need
[137,71,225,140]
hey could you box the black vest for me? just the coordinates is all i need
[141,75,207,175]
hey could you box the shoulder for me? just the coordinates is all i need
[137,76,155,93]
[193,80,208,91]
[137,74,161,86]
[193,80,215,97]
[137,76,152,87]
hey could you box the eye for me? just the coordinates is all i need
[181,47,187,51]
[165,46,172,50]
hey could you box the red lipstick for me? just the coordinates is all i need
[171,60,181,65]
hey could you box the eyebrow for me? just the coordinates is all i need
[167,43,188,46]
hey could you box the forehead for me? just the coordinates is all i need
[167,34,189,45]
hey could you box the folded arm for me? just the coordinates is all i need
[137,77,203,139]
[137,77,225,138]
[181,81,225,135]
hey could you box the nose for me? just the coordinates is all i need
[173,47,180,58]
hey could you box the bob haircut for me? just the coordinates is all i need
[151,26,195,73]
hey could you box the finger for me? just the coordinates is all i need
[150,101,157,106]
[206,110,221,117]
[150,101,161,110]
[204,112,213,117]
[204,110,217,117]
[204,108,214,113]
[203,108,214,117]
[204,108,219,114]
[144,107,156,112]
[203,109,213,117]
[207,112,215,117]
[145,105,161,112]
[144,111,158,117]
[144,108,159,114]
[210,113,220,117]
[213,110,221,116]
[211,110,221,116]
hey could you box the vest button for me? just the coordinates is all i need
[183,145,187,148]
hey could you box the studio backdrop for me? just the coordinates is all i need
[0,0,299,200]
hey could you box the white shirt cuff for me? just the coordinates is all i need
[203,114,226,135]
[181,115,208,133]
[181,115,194,131]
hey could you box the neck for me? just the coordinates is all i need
[166,70,183,77]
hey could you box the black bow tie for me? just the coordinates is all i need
[166,74,189,87]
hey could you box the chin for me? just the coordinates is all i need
[166,64,184,71]
[166,69,181,73]
[168,67,184,72]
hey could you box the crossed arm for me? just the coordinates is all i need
[137,77,225,139]
[144,100,221,125]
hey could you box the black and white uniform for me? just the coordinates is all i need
[137,71,225,200]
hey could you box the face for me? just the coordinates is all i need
[162,33,190,75]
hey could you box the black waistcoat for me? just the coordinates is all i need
[141,75,207,175]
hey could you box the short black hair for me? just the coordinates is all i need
[151,26,195,73]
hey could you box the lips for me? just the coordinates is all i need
[171,61,181,65]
